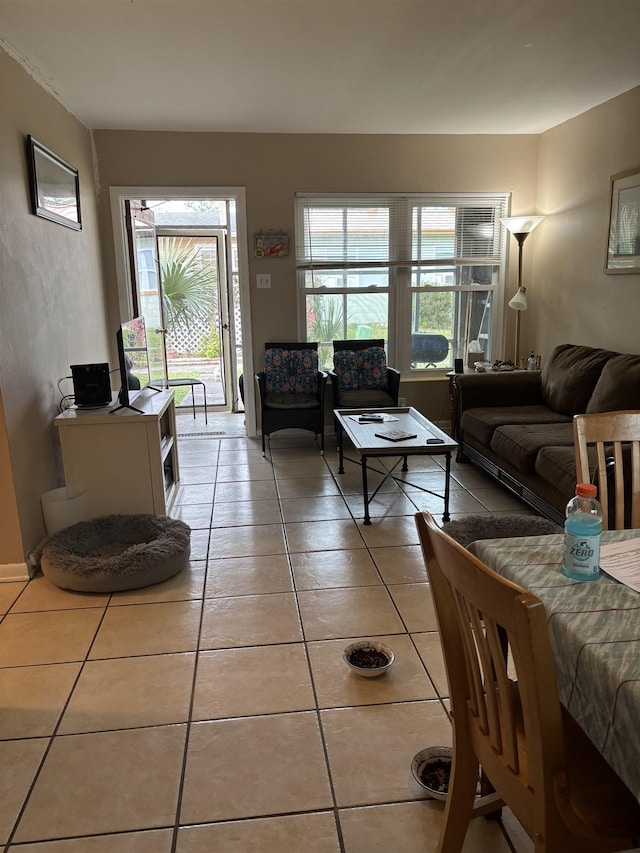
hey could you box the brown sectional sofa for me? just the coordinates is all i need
[452,343,640,525]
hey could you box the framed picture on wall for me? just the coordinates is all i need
[605,168,639,273]
[27,135,82,230]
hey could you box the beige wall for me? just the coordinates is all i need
[534,86,640,359]
[0,49,110,563]
[0,392,23,568]
[94,131,540,420]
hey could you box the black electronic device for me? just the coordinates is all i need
[70,362,112,407]
[454,358,464,373]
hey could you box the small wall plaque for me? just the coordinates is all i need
[254,232,289,258]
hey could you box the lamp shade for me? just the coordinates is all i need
[500,215,544,236]
[508,287,527,311]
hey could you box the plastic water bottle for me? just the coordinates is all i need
[527,351,537,371]
[561,483,602,581]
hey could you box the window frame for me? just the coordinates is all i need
[295,192,510,375]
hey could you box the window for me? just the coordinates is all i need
[295,193,509,372]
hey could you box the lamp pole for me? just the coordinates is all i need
[513,232,527,365]
[501,216,544,367]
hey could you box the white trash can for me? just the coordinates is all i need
[41,486,89,537]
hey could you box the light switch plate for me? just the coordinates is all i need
[256,274,271,288]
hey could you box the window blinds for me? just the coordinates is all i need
[295,193,510,271]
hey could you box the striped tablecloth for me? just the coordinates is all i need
[469,529,640,802]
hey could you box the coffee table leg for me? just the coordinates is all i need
[443,451,451,522]
[402,454,408,472]
[362,457,371,525]
[338,423,344,474]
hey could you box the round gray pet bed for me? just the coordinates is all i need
[41,514,191,593]
[441,514,561,548]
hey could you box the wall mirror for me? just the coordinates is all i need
[605,168,639,273]
[27,135,81,230]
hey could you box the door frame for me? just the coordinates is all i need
[109,186,256,436]
[157,228,233,412]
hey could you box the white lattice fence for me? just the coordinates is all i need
[167,317,210,355]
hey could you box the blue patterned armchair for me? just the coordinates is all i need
[328,339,401,446]
[255,342,327,454]
[328,340,400,409]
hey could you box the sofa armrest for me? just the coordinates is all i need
[255,372,267,407]
[453,370,544,412]
[317,371,328,414]
[327,369,340,410]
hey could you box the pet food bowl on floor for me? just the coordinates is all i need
[343,640,395,677]
[411,746,453,800]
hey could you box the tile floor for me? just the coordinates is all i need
[0,420,537,852]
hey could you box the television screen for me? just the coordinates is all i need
[145,324,167,389]
[116,316,151,410]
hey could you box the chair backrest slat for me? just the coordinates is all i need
[456,594,487,729]
[633,443,640,528]
[485,617,519,771]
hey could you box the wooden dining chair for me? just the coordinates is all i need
[415,510,640,853]
[573,410,640,530]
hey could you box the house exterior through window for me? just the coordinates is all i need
[295,193,510,373]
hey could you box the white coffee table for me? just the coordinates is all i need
[334,407,458,524]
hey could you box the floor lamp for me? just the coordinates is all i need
[501,215,544,365]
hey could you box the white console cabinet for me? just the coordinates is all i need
[54,389,179,517]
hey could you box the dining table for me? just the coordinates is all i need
[468,528,640,802]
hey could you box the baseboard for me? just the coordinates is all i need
[26,536,49,578]
[0,562,30,582]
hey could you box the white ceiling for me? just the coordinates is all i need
[1,0,639,135]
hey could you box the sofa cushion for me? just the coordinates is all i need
[333,346,388,391]
[586,353,640,413]
[359,346,388,390]
[264,347,289,393]
[461,406,570,447]
[535,445,580,502]
[287,349,319,395]
[333,350,360,391]
[490,423,575,474]
[541,344,614,416]
[264,348,318,395]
